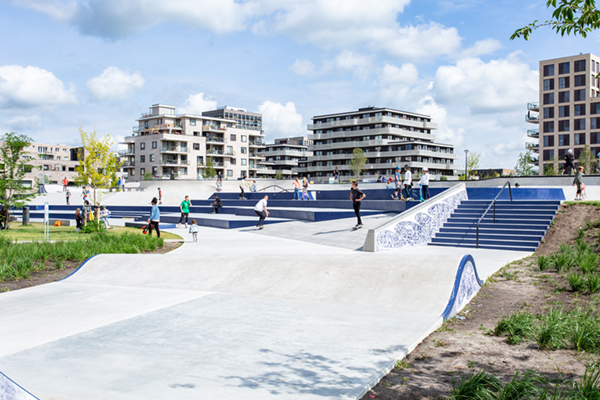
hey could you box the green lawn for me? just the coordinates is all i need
[1,223,182,241]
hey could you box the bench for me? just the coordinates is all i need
[49,219,73,226]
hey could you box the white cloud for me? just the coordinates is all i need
[456,39,503,59]
[290,59,317,77]
[417,98,464,147]
[87,67,145,102]
[179,93,218,115]
[5,115,43,131]
[330,51,374,80]
[376,63,424,110]
[0,65,78,109]
[257,101,304,141]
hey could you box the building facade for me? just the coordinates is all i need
[120,104,265,181]
[21,142,81,186]
[258,136,313,177]
[531,53,600,173]
[297,107,457,180]
[202,106,262,131]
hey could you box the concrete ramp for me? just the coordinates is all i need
[0,227,529,400]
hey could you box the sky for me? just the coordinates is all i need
[1,0,599,169]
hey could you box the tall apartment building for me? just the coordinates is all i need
[258,136,313,177]
[531,53,600,173]
[21,142,81,186]
[296,107,457,180]
[202,106,262,131]
[120,104,265,181]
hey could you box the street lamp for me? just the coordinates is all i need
[464,149,469,181]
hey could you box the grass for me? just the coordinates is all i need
[0,232,167,283]
[0,222,181,241]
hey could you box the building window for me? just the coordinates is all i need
[574,104,586,116]
[543,64,555,76]
[592,117,600,129]
[230,134,236,141]
[241,159,247,166]
[241,135,247,142]
[559,62,570,74]
[230,158,236,165]
[241,147,247,154]
[152,141,157,149]
[558,91,570,103]
[140,155,145,163]
[543,93,555,105]
[558,120,570,132]
[591,132,599,144]
[544,79,555,90]
[574,118,586,131]
[141,168,145,175]
[140,143,145,150]
[574,89,586,102]
[543,149,555,160]
[193,143,200,150]
[559,76,570,89]
[544,135,555,147]
[157,118,162,125]
[559,105,570,117]
[574,132,586,144]
[574,59,586,72]
[574,74,586,87]
[227,170,233,177]
[544,121,555,133]
[190,119,196,126]
[150,154,155,162]
[544,107,554,118]
[559,134,570,145]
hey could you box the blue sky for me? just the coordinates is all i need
[1,0,598,169]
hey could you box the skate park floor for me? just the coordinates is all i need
[0,221,530,400]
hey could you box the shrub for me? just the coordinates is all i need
[568,273,586,292]
[586,274,600,294]
[578,252,598,274]
[447,370,501,400]
[537,307,566,350]
[537,255,551,271]
[494,311,537,344]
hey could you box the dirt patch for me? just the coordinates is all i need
[0,241,182,292]
[361,204,600,400]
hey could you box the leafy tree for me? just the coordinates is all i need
[515,150,537,176]
[0,132,38,229]
[274,169,284,180]
[204,158,216,178]
[350,148,367,181]
[511,0,600,40]
[577,144,597,173]
[142,171,153,181]
[544,155,561,175]
[466,151,481,179]
[74,129,121,219]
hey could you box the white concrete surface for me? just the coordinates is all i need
[0,223,529,400]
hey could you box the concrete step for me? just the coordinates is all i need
[428,242,538,252]
[431,237,540,248]
[439,226,547,235]
[452,209,557,216]
[444,221,551,229]
[435,232,544,241]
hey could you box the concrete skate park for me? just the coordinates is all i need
[0,177,594,399]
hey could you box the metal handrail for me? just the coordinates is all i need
[476,181,513,248]
[259,184,290,193]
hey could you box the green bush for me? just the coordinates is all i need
[586,274,600,294]
[568,273,586,292]
[537,255,551,271]
[494,311,537,344]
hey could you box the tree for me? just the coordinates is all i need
[142,171,153,181]
[544,155,561,175]
[514,150,537,176]
[74,129,121,218]
[467,151,481,179]
[350,148,366,181]
[511,0,600,40]
[204,158,216,179]
[274,169,284,180]
[0,132,37,229]
[577,144,597,173]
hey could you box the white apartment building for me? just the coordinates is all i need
[530,53,600,173]
[120,104,265,181]
[258,136,313,177]
[297,107,458,180]
[202,106,262,131]
[21,142,81,186]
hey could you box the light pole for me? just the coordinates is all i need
[464,149,469,181]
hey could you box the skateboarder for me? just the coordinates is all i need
[254,195,269,229]
[177,195,192,228]
[419,167,430,200]
[350,181,366,230]
[391,166,404,200]
[403,165,413,200]
[158,187,162,205]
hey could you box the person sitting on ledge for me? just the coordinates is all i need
[211,195,223,214]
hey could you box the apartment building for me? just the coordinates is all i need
[296,107,457,180]
[530,53,600,173]
[202,106,262,131]
[258,136,313,177]
[120,104,265,181]
[21,142,81,186]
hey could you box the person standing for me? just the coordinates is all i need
[217,172,222,185]
[293,178,301,200]
[391,166,404,200]
[419,168,430,200]
[333,166,340,183]
[66,188,71,205]
[75,208,84,233]
[350,181,366,230]
[254,195,269,229]
[403,165,413,200]
[563,149,576,176]
[189,219,199,242]
[211,194,223,214]
[573,166,584,201]
[177,195,192,228]
[158,187,162,205]
[117,177,122,191]
[148,197,161,238]
[62,177,68,192]
[302,177,309,200]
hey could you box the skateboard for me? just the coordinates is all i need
[352,225,363,231]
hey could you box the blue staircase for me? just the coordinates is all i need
[430,200,561,251]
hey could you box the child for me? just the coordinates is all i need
[572,166,584,201]
[419,167,430,201]
[100,206,112,229]
[189,219,199,242]
[581,182,587,200]
[75,208,83,232]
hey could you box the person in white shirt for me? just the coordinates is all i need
[403,165,413,200]
[254,195,269,230]
[419,167,430,200]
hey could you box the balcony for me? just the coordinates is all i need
[527,129,539,138]
[310,127,436,142]
[525,114,539,123]
[203,125,226,132]
[527,102,540,111]
[160,146,190,153]
[525,142,540,153]
[118,150,135,156]
[160,159,190,166]
[307,115,437,131]
[249,140,265,147]
[120,161,135,167]
[206,137,226,143]
[530,157,539,165]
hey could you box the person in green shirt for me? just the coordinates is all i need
[177,195,192,228]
